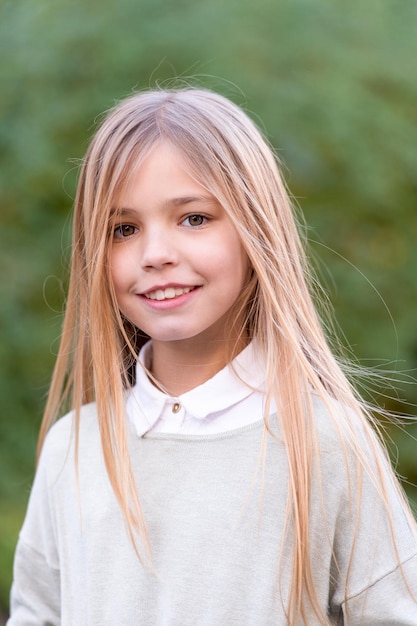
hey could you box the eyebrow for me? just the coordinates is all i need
[111,195,216,217]
[169,195,214,207]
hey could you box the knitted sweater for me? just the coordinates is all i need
[8,400,417,625]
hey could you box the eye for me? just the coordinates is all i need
[113,224,138,239]
[182,214,207,227]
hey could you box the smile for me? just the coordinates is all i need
[144,286,194,301]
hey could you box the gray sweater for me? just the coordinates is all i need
[8,401,417,625]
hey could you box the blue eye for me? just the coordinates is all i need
[114,224,137,239]
[183,214,206,227]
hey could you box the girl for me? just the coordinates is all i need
[8,88,417,625]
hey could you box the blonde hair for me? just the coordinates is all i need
[38,87,416,623]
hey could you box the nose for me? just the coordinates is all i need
[140,227,179,271]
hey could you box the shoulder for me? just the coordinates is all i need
[310,392,373,454]
[268,392,374,461]
[44,401,99,444]
[39,402,101,475]
[310,392,417,534]
[308,393,398,502]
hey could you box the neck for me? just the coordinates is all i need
[149,336,248,396]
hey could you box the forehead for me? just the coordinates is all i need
[115,142,215,206]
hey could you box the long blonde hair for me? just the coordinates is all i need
[38,87,416,624]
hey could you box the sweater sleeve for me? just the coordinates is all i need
[8,540,60,626]
[312,397,417,623]
[342,553,417,625]
[337,466,417,624]
[7,425,65,626]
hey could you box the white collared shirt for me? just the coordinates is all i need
[126,341,275,437]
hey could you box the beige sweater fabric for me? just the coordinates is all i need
[8,400,417,625]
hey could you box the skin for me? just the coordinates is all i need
[110,142,250,396]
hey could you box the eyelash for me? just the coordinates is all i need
[113,224,138,239]
[112,214,209,239]
[182,214,208,227]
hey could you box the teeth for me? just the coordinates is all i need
[145,287,192,301]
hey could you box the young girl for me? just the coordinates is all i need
[8,88,417,625]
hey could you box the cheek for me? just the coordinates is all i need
[214,243,250,300]
[109,249,132,300]
[225,239,250,283]
[109,257,122,295]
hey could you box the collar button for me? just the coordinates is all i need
[172,402,181,414]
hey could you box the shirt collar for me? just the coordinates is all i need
[126,341,266,437]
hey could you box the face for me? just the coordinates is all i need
[110,142,250,354]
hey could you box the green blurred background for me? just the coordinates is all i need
[1,0,416,617]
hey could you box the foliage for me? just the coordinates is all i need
[1,0,416,614]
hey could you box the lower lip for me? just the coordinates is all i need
[139,287,200,310]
